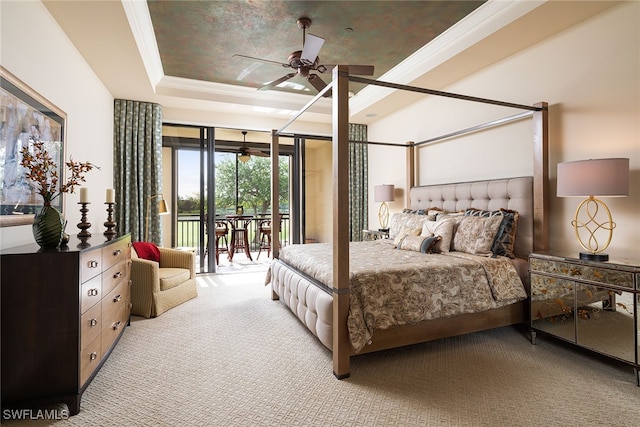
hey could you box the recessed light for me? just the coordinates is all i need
[366,113,377,118]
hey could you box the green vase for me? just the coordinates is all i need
[32,205,65,249]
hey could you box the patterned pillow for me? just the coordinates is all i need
[465,208,519,258]
[388,212,435,239]
[452,215,503,256]
[420,219,454,253]
[397,234,442,253]
[393,226,422,248]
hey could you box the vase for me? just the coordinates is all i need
[32,204,65,249]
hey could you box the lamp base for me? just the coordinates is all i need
[579,252,609,262]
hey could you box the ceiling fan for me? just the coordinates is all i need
[233,17,374,97]
[238,131,268,162]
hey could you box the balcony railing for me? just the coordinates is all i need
[176,213,291,252]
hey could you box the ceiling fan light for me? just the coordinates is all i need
[239,153,251,163]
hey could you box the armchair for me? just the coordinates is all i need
[130,245,198,318]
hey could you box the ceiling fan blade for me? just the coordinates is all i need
[233,54,290,68]
[307,74,331,97]
[259,73,296,91]
[321,64,375,76]
[246,149,269,157]
[301,34,325,65]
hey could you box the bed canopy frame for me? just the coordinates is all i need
[268,66,549,378]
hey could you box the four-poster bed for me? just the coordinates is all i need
[267,66,549,378]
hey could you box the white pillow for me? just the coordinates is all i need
[421,219,454,253]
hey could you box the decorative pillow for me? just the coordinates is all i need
[397,234,442,253]
[393,226,422,248]
[132,241,161,262]
[420,219,454,253]
[452,215,502,256]
[388,212,434,239]
[402,208,431,216]
[465,208,519,258]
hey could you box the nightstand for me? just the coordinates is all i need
[529,251,640,385]
[362,229,389,241]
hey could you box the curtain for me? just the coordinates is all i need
[113,99,163,244]
[349,123,368,241]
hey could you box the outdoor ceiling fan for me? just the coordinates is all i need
[238,131,268,162]
[233,17,374,97]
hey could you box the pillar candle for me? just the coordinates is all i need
[79,187,89,203]
[106,188,115,203]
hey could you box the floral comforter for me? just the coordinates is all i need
[277,240,527,352]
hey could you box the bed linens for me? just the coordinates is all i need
[277,240,527,352]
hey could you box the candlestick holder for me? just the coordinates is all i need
[104,202,117,240]
[77,202,91,243]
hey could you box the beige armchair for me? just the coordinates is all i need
[130,247,198,318]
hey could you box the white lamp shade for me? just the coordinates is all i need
[374,185,395,202]
[557,158,629,197]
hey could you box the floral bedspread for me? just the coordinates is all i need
[277,240,527,353]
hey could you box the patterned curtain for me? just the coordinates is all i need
[349,123,368,241]
[113,99,163,244]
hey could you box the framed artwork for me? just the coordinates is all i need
[0,66,66,227]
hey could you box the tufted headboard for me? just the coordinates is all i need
[409,176,534,259]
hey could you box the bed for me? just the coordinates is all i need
[268,177,542,374]
[265,66,549,378]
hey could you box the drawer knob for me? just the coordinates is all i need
[88,288,99,297]
[88,260,99,268]
[113,271,122,279]
[112,321,122,330]
[113,249,121,256]
[90,318,98,327]
[90,351,98,361]
[113,294,122,303]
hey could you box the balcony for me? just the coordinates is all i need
[176,213,290,273]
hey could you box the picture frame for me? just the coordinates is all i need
[0,66,67,227]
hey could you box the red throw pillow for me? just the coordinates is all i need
[133,242,161,262]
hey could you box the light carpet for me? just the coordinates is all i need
[3,270,639,426]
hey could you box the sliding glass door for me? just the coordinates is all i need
[163,124,296,274]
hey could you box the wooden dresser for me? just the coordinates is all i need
[1,234,131,415]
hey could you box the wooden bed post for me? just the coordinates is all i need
[532,102,549,252]
[332,65,351,379]
[406,141,415,207]
[271,130,280,301]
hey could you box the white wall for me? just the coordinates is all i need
[1,1,114,249]
[368,2,639,259]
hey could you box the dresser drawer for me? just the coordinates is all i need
[80,302,102,352]
[102,260,128,296]
[102,239,129,271]
[80,275,102,314]
[80,248,102,283]
[80,334,101,387]
[101,280,129,351]
[530,257,635,289]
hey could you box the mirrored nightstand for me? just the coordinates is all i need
[362,229,389,241]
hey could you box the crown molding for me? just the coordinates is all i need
[349,0,545,116]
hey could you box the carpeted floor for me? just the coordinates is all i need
[3,269,639,426]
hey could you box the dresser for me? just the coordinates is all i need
[1,234,131,415]
[529,251,639,385]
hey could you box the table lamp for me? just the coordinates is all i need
[145,194,170,242]
[557,158,629,261]
[374,184,394,231]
